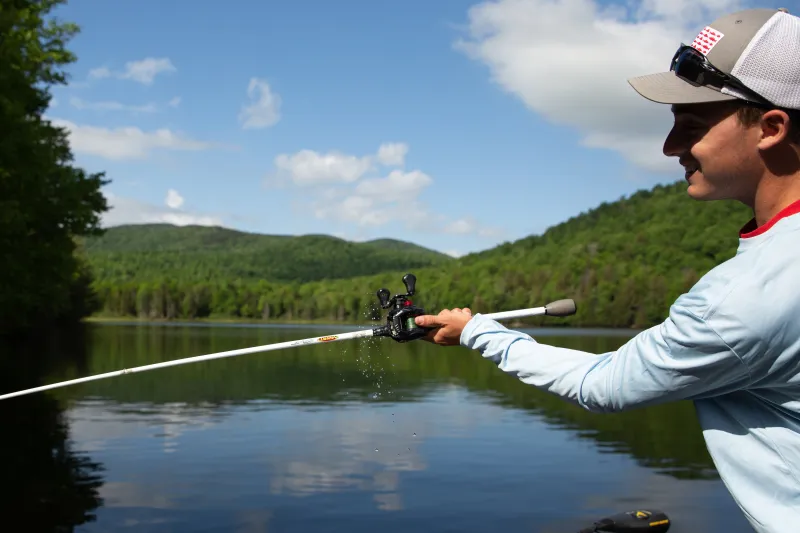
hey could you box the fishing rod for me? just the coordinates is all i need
[0,273,576,401]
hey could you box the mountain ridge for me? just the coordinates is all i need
[81,223,455,285]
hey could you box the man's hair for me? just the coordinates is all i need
[736,105,800,145]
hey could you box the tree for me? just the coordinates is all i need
[0,0,109,335]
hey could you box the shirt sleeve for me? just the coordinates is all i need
[459,300,753,413]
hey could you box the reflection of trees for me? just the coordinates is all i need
[445,334,718,480]
[53,324,716,482]
[0,326,105,532]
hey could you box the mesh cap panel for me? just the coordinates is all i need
[724,12,800,109]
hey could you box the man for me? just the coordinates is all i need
[414,7,800,533]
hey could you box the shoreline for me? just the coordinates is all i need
[84,315,370,326]
[83,315,642,336]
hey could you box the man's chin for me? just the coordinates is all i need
[686,182,715,201]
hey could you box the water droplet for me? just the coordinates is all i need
[375,448,379,452]
[413,433,416,437]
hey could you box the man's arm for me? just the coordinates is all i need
[459,302,752,413]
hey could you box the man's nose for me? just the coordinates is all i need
[662,127,683,157]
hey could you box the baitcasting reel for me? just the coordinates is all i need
[371,273,431,343]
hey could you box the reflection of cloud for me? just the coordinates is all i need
[265,387,497,512]
[99,481,174,508]
[374,491,403,512]
[236,510,273,533]
[266,408,428,512]
[65,400,223,454]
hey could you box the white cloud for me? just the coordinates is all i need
[270,142,415,187]
[88,58,176,85]
[306,171,423,228]
[165,189,184,209]
[102,191,224,228]
[314,195,391,227]
[355,169,432,202]
[69,96,183,114]
[120,58,176,84]
[454,0,743,173]
[272,143,504,239]
[239,78,281,129]
[274,149,374,186]
[69,97,158,114]
[48,117,215,160]
[88,66,112,80]
[376,142,409,167]
[443,218,477,235]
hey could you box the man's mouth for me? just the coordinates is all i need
[684,165,699,181]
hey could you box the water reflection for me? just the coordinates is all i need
[0,322,751,532]
[0,326,105,532]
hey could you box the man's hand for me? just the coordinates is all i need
[414,308,473,346]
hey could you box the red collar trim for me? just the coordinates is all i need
[740,199,800,238]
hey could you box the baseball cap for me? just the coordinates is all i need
[628,8,800,110]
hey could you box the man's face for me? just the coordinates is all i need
[662,101,762,203]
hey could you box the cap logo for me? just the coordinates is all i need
[690,26,724,56]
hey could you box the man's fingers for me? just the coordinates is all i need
[414,314,440,327]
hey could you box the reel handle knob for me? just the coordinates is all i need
[377,288,391,309]
[402,273,416,296]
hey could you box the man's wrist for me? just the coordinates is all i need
[459,314,483,347]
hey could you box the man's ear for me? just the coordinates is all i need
[757,109,791,150]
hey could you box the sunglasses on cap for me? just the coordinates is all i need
[670,44,773,106]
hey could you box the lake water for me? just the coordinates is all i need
[0,322,755,533]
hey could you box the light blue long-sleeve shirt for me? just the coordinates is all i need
[459,203,800,533]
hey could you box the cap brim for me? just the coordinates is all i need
[627,71,738,105]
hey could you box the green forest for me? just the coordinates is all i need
[87,182,752,329]
[1,0,756,336]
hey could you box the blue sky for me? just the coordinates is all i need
[46,0,774,257]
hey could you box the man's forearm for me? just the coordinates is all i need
[460,314,615,411]
[459,310,751,413]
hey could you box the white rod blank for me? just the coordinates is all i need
[0,329,374,401]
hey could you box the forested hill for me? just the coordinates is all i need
[91,181,755,328]
[81,224,454,284]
